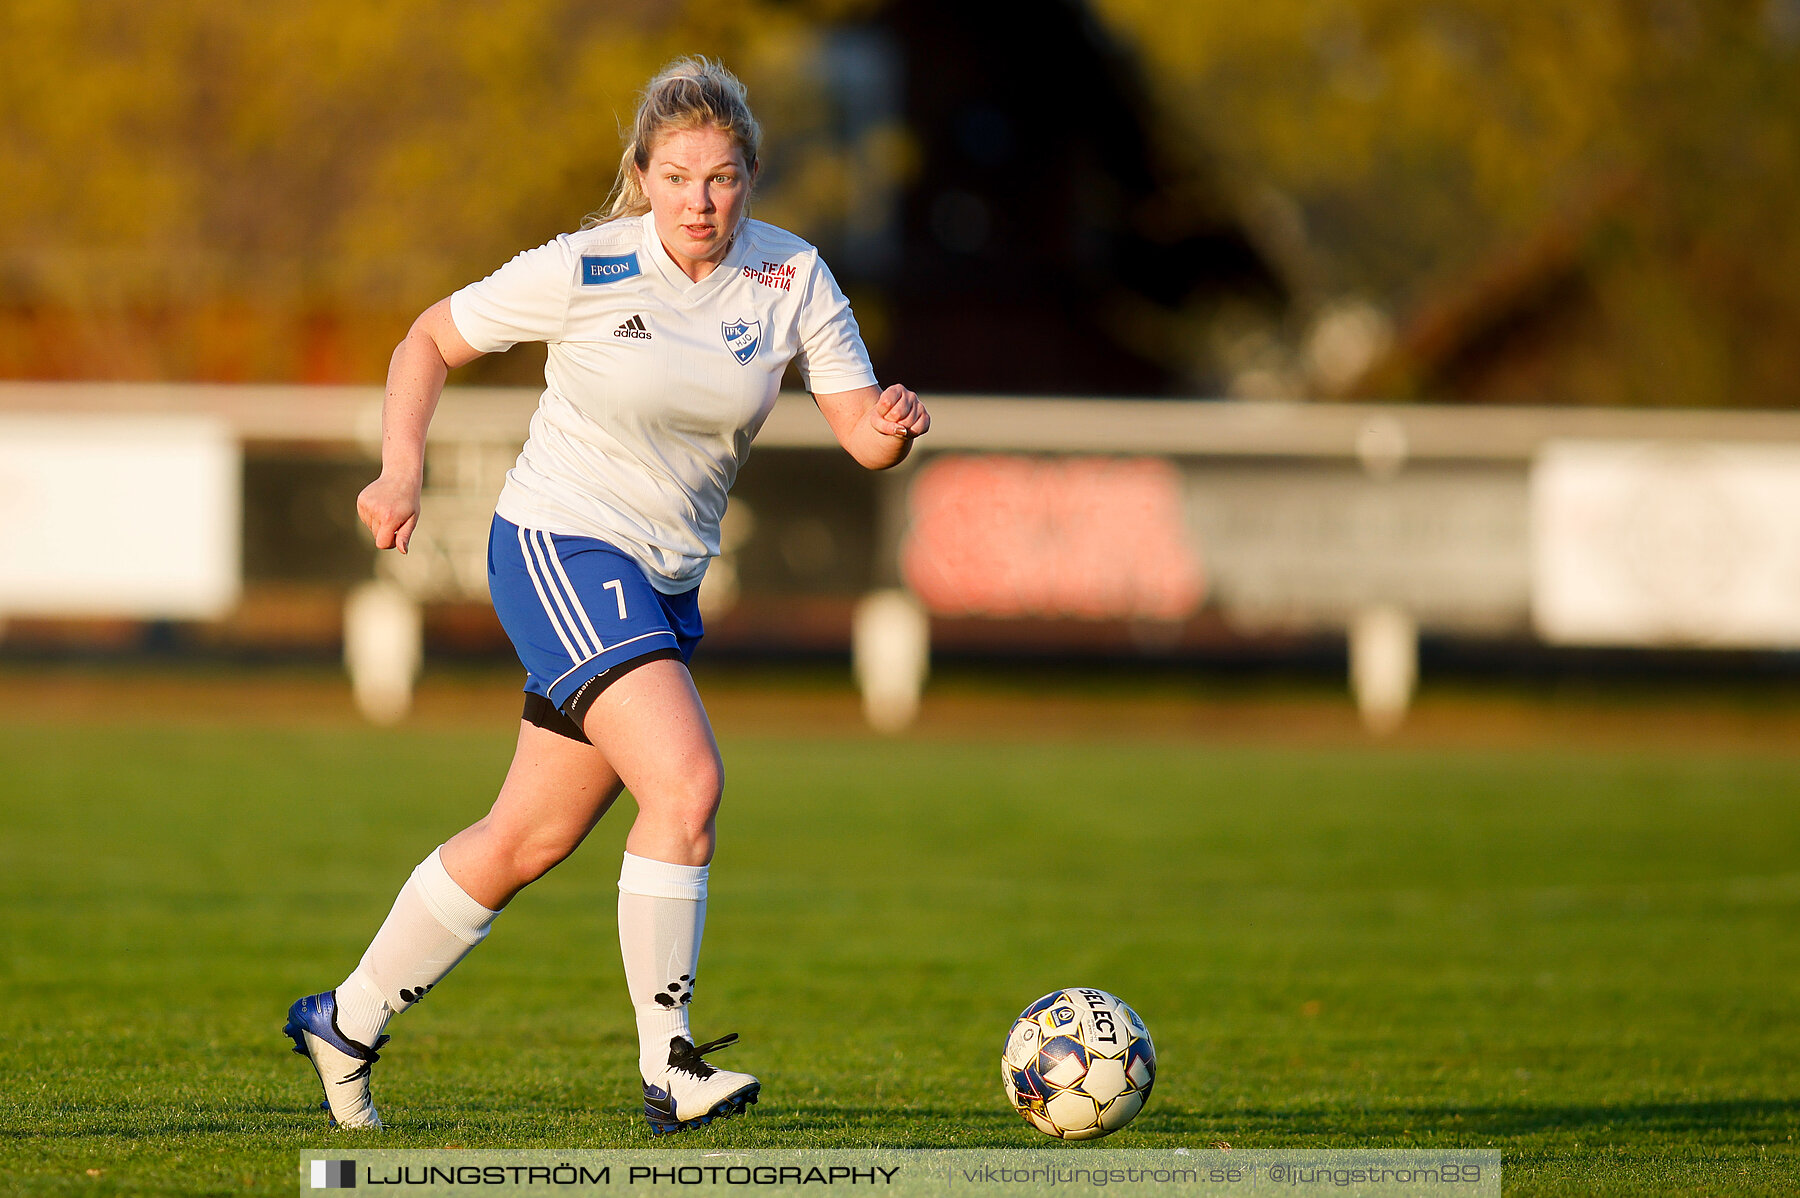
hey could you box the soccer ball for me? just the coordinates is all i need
[1001,988,1155,1140]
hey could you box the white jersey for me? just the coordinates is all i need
[449,213,877,593]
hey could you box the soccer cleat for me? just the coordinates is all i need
[641,1033,760,1135]
[284,991,389,1129]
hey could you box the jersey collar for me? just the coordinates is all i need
[639,212,749,303]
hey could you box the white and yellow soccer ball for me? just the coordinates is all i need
[1001,988,1155,1140]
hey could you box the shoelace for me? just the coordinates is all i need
[668,1032,740,1080]
[338,1028,396,1079]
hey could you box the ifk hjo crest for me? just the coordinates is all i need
[721,318,761,365]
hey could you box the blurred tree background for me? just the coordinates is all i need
[2,0,1797,404]
[1097,0,1800,404]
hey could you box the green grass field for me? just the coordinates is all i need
[3,679,1798,1195]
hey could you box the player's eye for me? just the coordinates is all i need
[713,173,736,184]
[666,174,684,185]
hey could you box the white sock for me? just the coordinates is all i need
[334,846,501,1047]
[618,851,708,1081]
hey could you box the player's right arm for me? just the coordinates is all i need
[357,298,484,553]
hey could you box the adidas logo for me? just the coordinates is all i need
[614,314,652,340]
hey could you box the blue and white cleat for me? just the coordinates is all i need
[641,1033,760,1135]
[284,991,388,1129]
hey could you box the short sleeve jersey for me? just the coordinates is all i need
[449,213,876,593]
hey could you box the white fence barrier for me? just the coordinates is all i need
[0,413,239,620]
[6,384,1800,731]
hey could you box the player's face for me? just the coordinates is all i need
[639,126,754,282]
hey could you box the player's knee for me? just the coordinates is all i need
[509,829,583,886]
[653,760,723,834]
[679,761,725,821]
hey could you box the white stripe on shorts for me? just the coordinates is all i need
[547,630,677,692]
[518,524,590,663]
[535,529,606,652]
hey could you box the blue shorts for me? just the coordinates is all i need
[488,515,703,736]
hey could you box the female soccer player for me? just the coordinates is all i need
[284,56,929,1134]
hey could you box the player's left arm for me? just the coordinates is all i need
[813,383,930,470]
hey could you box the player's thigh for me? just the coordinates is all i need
[441,720,627,902]
[484,719,627,846]
[578,657,723,813]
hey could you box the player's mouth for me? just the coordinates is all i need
[682,223,717,240]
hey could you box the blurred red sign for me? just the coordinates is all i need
[901,454,1205,620]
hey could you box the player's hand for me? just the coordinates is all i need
[357,473,422,554]
[870,384,930,440]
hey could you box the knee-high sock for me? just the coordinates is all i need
[333,846,501,1047]
[618,850,708,1081]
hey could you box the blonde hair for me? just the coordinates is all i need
[584,56,763,228]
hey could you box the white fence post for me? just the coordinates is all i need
[1349,604,1416,734]
[344,580,423,725]
[852,589,930,733]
